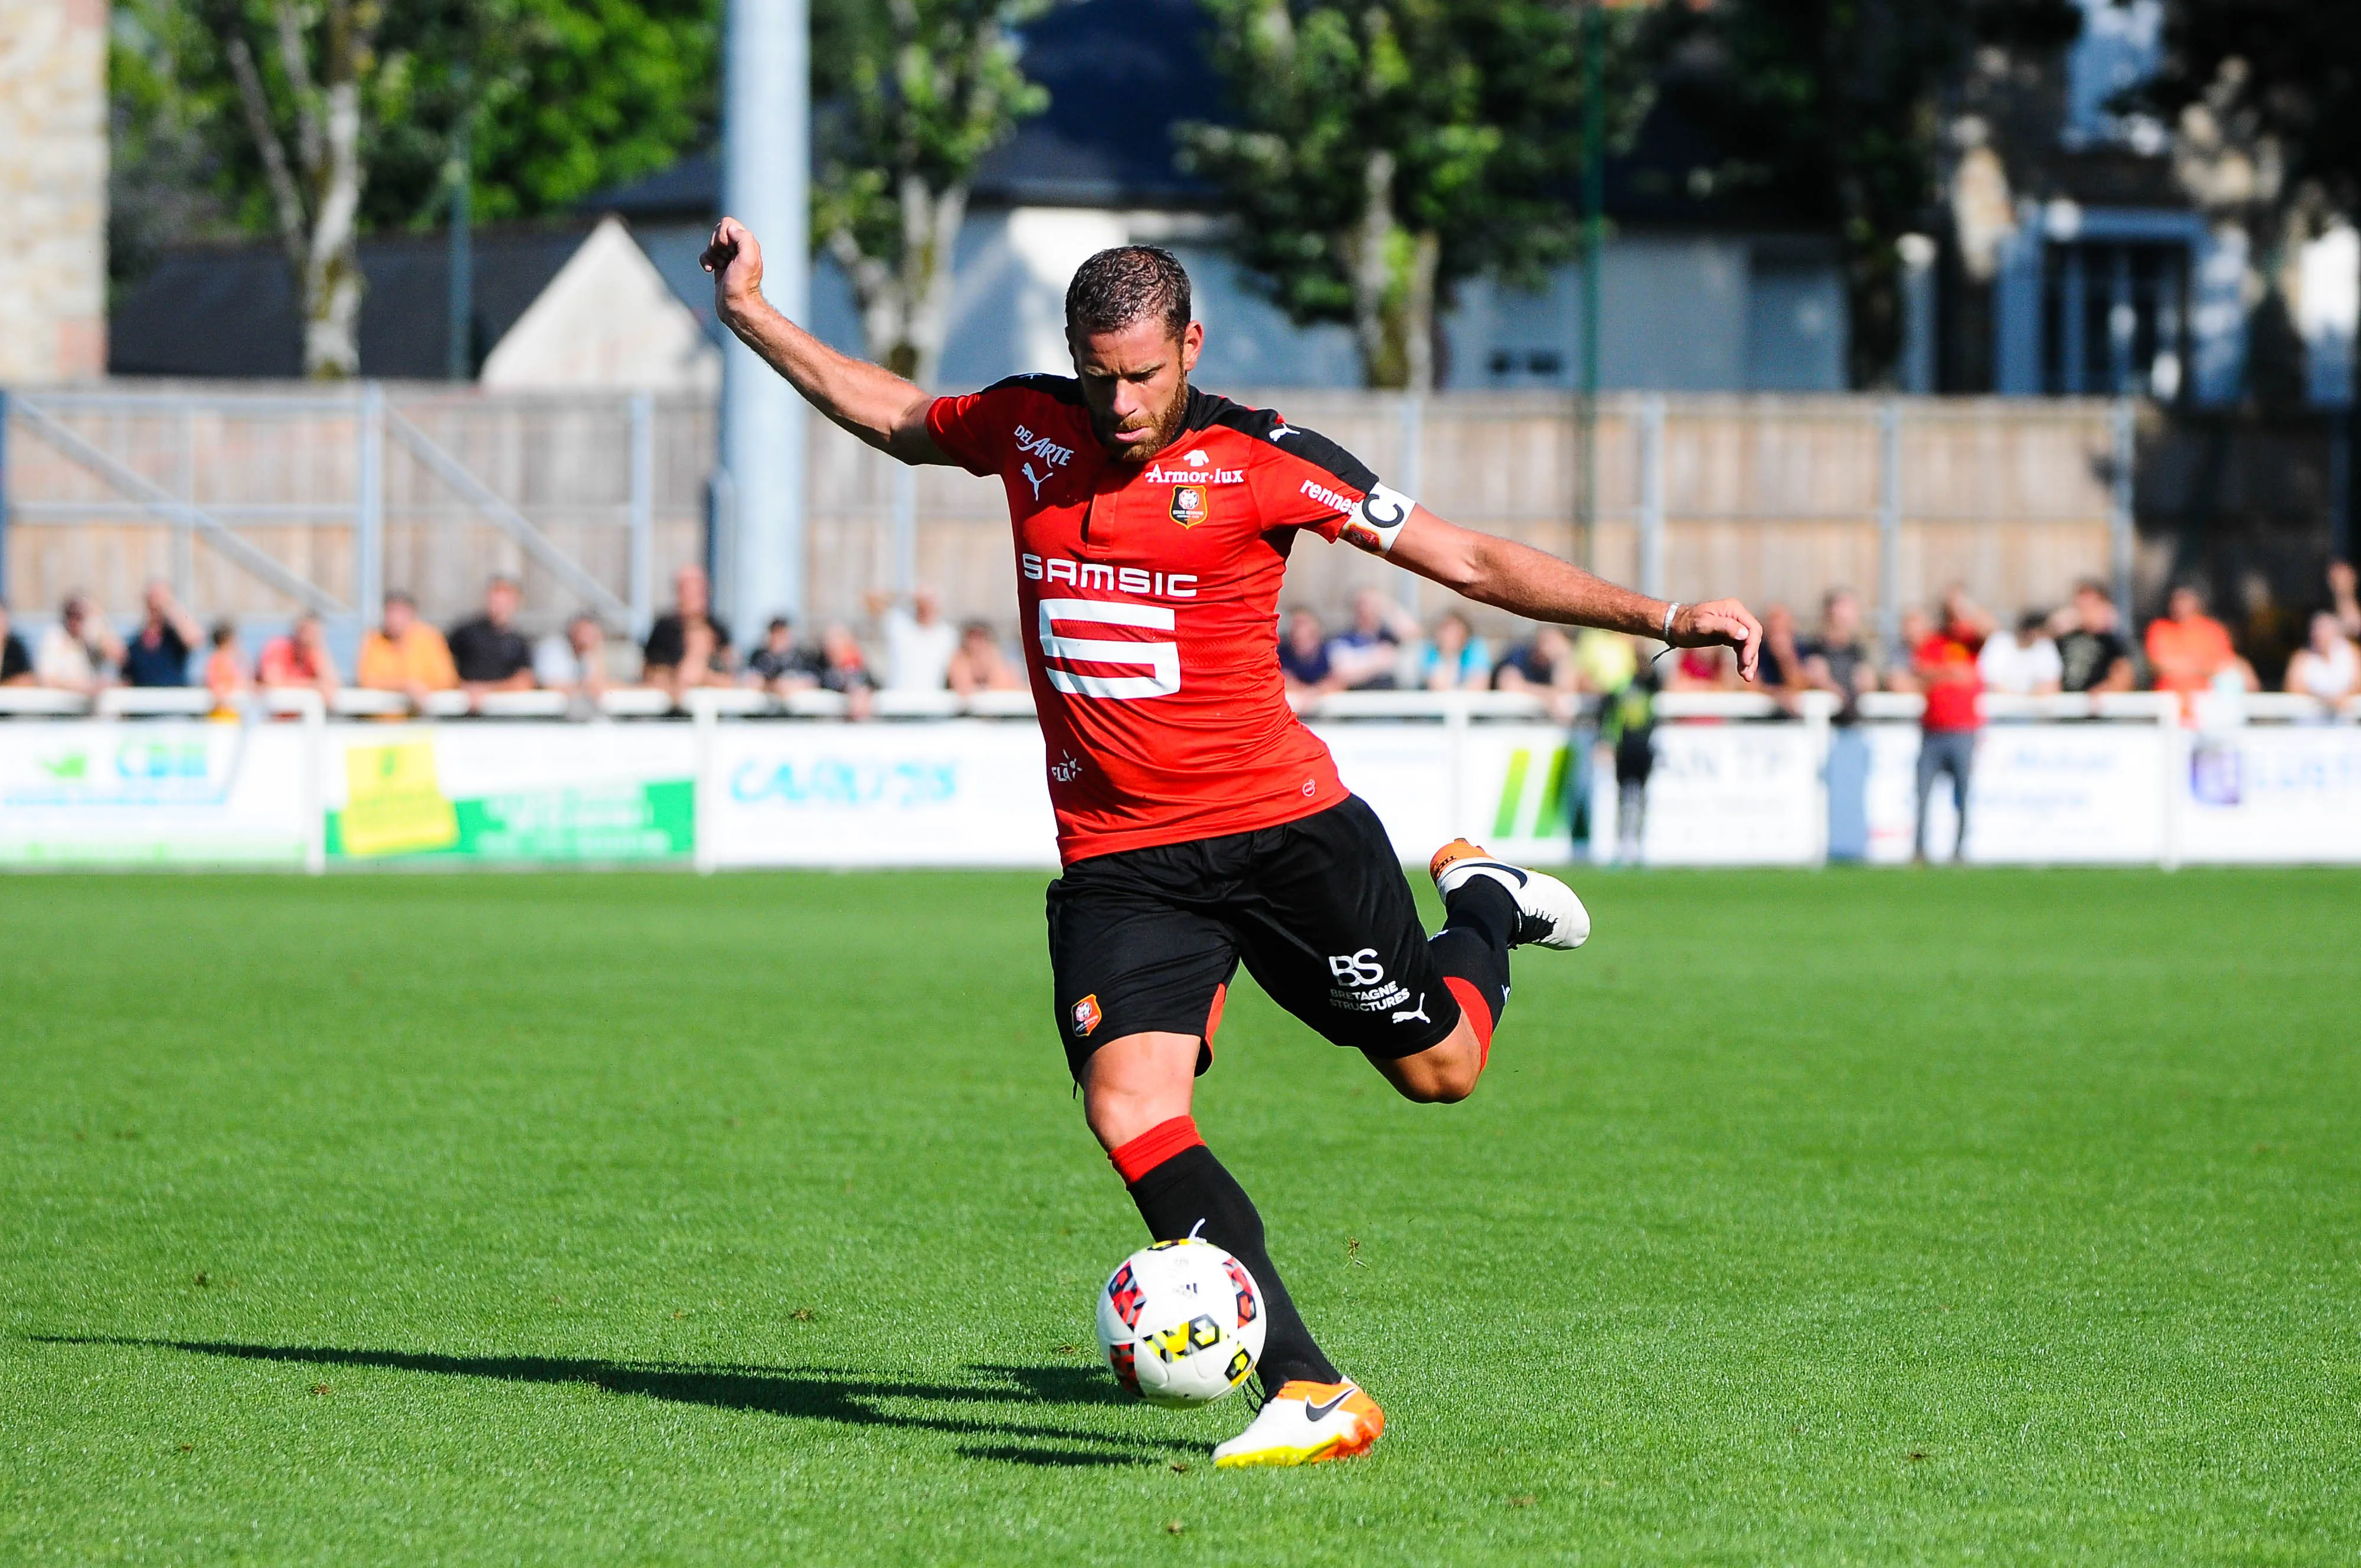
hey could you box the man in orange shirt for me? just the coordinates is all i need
[2145,585,2257,706]
[357,591,459,709]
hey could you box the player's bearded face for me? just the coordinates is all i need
[1071,317,1204,464]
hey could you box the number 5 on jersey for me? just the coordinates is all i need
[1038,598,1181,699]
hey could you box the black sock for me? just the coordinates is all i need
[1124,1142,1339,1392]
[1430,876,1515,1049]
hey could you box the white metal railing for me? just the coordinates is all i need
[8,684,2359,725]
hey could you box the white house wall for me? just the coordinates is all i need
[482,216,721,392]
[787,210,1844,394]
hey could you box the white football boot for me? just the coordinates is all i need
[1211,1379,1385,1469]
[1429,839,1591,950]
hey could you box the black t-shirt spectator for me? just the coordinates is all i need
[121,624,191,687]
[1279,637,1332,687]
[447,617,534,683]
[643,613,733,672]
[1492,640,1555,688]
[748,642,821,683]
[2056,627,2130,692]
[1798,635,1877,724]
[1,632,30,683]
[1797,636,1872,697]
[819,660,875,695]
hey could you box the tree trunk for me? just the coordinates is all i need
[1402,230,1440,394]
[833,178,967,387]
[1342,152,1441,391]
[896,172,966,387]
[304,77,365,378]
[231,0,371,378]
[829,228,902,371]
[1346,150,1405,387]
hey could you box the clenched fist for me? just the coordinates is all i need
[700,217,765,326]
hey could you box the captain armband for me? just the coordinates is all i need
[1336,482,1417,555]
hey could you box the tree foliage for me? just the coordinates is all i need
[109,0,720,371]
[809,0,1048,384]
[1180,0,1650,391]
[2134,0,2360,215]
[2130,0,2360,404]
[1650,0,2079,388]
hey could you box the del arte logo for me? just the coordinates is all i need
[1013,425,1074,467]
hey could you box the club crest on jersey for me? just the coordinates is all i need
[1071,993,1103,1037]
[1168,485,1211,528]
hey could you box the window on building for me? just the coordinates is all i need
[2040,240,2188,399]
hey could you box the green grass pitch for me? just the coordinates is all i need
[4,867,2357,1564]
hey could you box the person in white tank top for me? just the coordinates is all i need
[2284,611,2361,706]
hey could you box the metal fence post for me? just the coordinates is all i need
[357,384,385,627]
[0,388,11,607]
[1638,395,1666,601]
[175,404,197,599]
[2110,398,2136,629]
[891,459,916,599]
[302,689,328,876]
[629,392,655,640]
[691,688,718,875]
[1876,400,1903,656]
[1397,394,1424,616]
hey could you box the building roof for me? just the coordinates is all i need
[109,225,595,379]
[592,0,1773,234]
[599,0,1219,222]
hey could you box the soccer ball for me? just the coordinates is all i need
[1094,1238,1265,1407]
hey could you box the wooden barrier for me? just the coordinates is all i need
[5,384,2123,639]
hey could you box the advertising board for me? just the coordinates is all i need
[1862,723,2167,864]
[0,719,309,866]
[704,721,1058,868]
[2177,726,2361,863]
[322,722,695,863]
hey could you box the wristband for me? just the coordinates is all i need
[1662,602,1682,642]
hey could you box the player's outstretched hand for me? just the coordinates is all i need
[701,217,764,324]
[1671,599,1764,682]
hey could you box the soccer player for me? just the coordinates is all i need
[702,221,1762,1467]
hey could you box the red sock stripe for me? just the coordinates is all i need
[1443,976,1495,1070]
[1108,1115,1205,1184]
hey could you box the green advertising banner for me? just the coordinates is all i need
[323,725,695,863]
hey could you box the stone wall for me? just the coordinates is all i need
[0,0,109,384]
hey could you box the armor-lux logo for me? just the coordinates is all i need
[1143,463,1244,485]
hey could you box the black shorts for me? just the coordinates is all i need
[1045,794,1461,1081]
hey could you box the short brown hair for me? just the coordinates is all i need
[1065,245,1192,342]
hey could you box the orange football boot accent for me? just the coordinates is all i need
[1428,837,1491,886]
[1212,1380,1385,1468]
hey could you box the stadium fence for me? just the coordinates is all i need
[3,384,2136,644]
[2,687,2355,873]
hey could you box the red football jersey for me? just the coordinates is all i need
[927,377,1414,863]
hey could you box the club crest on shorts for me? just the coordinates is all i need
[1071,993,1103,1037]
[1168,485,1211,528]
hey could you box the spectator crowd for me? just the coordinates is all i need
[5,562,2357,750]
[0,565,1028,719]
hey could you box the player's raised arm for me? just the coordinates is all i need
[1386,508,1763,682]
[700,217,950,466]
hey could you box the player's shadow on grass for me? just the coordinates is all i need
[37,1337,1196,1469]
